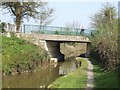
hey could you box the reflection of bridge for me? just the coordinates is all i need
[18,33,90,62]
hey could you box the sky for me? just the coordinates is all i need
[0,1,118,29]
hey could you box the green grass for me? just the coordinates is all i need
[1,35,49,75]
[90,57,119,88]
[48,57,88,88]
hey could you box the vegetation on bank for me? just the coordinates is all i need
[90,3,119,70]
[89,3,119,88]
[90,57,119,88]
[48,57,88,88]
[1,35,50,75]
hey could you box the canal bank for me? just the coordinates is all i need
[2,34,89,88]
[2,56,80,88]
[48,57,88,88]
[1,35,50,75]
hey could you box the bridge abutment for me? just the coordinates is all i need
[45,41,64,62]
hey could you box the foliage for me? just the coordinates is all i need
[48,58,88,88]
[90,57,119,88]
[0,1,48,32]
[0,22,6,33]
[90,3,119,70]
[1,35,49,75]
[54,30,60,35]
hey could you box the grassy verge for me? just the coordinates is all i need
[48,57,88,88]
[1,35,50,75]
[90,57,119,88]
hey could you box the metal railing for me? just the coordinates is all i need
[23,24,93,36]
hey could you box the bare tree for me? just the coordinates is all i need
[64,21,82,35]
[39,3,54,30]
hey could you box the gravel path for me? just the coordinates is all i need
[86,59,94,90]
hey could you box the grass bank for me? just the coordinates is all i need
[48,57,88,88]
[90,57,119,88]
[1,35,50,75]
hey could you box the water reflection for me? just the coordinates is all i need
[2,58,77,88]
[59,59,77,75]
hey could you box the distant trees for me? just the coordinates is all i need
[64,21,82,35]
[90,3,119,70]
[0,1,54,32]
[39,4,54,30]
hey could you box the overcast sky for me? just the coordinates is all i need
[0,1,118,29]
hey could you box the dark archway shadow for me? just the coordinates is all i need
[77,53,89,58]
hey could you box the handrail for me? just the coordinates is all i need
[23,24,94,37]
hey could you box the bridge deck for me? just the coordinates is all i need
[20,33,90,43]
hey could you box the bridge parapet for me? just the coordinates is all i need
[19,33,90,43]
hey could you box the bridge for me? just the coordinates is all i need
[17,33,90,62]
[3,24,92,61]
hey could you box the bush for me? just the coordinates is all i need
[0,22,6,33]
[90,3,119,70]
[54,30,59,35]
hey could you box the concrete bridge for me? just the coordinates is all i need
[17,33,90,62]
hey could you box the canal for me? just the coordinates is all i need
[2,57,77,88]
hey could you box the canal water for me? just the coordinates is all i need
[2,58,77,88]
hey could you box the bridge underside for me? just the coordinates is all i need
[44,40,90,62]
[46,41,65,62]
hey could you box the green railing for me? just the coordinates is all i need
[23,24,94,37]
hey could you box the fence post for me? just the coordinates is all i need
[61,27,62,35]
[6,23,8,32]
[31,25,32,33]
[23,24,25,33]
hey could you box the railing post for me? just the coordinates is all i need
[31,25,32,33]
[61,27,63,35]
[23,24,25,33]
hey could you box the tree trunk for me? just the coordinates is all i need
[16,15,21,33]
